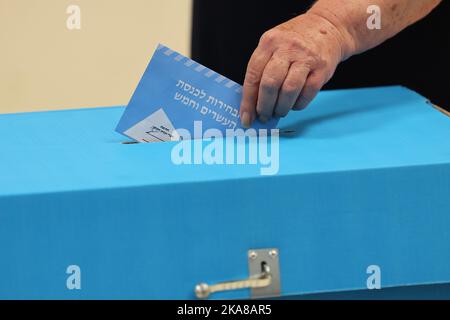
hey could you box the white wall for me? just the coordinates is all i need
[0,0,192,113]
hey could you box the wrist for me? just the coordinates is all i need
[306,8,357,61]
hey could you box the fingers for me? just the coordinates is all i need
[256,56,290,122]
[240,48,272,128]
[240,33,328,127]
[293,72,324,111]
[273,63,309,117]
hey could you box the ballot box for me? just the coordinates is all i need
[0,86,449,299]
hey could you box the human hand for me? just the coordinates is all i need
[239,12,349,127]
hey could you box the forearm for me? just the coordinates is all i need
[308,0,442,60]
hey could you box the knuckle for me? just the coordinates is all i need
[286,36,303,51]
[282,82,299,95]
[314,55,327,69]
[295,47,325,69]
[307,49,327,68]
[260,76,279,91]
[301,54,323,70]
[244,68,261,86]
[259,30,278,46]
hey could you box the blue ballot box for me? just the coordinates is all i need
[0,86,449,299]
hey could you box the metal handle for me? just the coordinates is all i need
[195,263,272,299]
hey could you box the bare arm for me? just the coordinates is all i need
[239,0,442,127]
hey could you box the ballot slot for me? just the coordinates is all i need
[194,248,281,299]
[121,129,297,145]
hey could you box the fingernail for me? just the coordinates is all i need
[241,112,252,128]
[259,115,269,123]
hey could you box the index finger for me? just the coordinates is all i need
[240,47,272,127]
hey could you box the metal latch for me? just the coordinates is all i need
[195,248,281,299]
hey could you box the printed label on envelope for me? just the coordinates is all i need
[116,44,278,142]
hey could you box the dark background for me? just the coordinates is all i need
[192,0,450,111]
